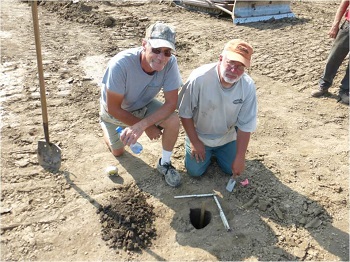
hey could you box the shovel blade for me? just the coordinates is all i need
[38,140,61,171]
[226,178,236,192]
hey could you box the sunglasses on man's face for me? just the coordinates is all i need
[151,47,172,57]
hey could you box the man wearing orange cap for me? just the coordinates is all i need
[178,39,257,179]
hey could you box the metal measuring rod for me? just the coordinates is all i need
[174,193,216,199]
[213,195,231,232]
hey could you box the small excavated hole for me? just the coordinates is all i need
[190,208,211,229]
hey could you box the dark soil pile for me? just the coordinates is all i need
[98,183,157,251]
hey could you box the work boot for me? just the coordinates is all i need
[339,90,349,104]
[311,88,329,97]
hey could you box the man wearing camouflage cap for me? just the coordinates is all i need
[100,22,182,187]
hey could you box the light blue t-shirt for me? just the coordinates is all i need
[101,47,182,112]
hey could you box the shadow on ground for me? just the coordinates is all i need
[61,155,349,261]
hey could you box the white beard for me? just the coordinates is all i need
[220,64,242,84]
[222,74,242,84]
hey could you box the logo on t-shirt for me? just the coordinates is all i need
[232,99,243,104]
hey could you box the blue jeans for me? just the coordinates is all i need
[319,20,349,93]
[184,137,236,177]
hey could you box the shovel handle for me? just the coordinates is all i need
[31,1,50,143]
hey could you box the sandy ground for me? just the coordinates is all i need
[1,0,349,261]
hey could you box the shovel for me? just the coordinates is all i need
[31,1,61,171]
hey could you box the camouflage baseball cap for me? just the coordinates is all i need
[145,22,176,51]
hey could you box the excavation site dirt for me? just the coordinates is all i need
[1,0,349,261]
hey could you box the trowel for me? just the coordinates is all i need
[226,177,236,192]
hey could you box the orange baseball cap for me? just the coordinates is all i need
[223,39,253,68]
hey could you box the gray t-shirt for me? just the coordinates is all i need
[178,62,257,147]
[101,47,182,112]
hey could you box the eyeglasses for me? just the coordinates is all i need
[151,47,172,57]
[226,60,245,71]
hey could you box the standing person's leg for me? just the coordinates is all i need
[184,137,212,177]
[313,20,350,97]
[213,140,237,175]
[335,20,349,104]
[339,62,349,103]
[323,20,349,87]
